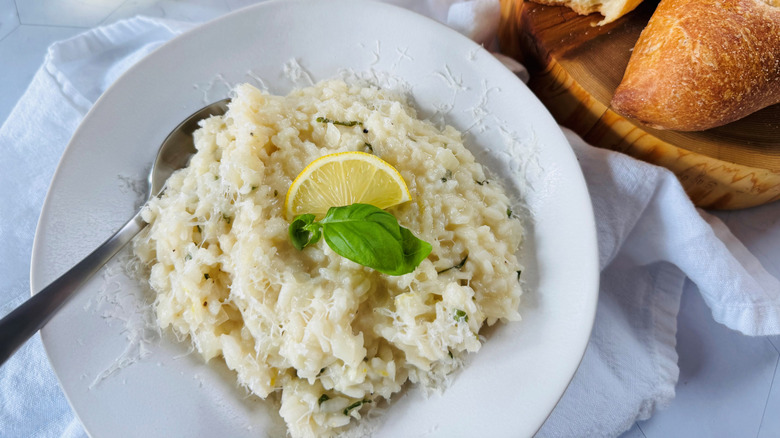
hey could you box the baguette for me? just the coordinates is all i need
[610,0,780,131]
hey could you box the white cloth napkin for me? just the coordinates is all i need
[2,2,780,438]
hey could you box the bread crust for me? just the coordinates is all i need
[610,0,780,131]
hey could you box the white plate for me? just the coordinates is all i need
[31,1,599,437]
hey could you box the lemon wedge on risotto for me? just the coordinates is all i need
[284,151,412,220]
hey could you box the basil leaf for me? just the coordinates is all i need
[288,203,432,275]
[320,203,402,241]
[320,204,431,275]
[400,226,433,272]
[320,205,405,274]
[289,214,322,250]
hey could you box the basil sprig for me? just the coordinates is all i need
[289,203,432,276]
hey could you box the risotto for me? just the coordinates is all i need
[133,79,523,437]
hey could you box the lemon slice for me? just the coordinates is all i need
[284,151,412,220]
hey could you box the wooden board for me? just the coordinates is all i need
[498,0,780,209]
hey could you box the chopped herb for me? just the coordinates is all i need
[364,142,374,153]
[249,132,254,136]
[454,309,468,323]
[506,207,513,218]
[475,179,489,185]
[437,254,469,274]
[318,394,330,406]
[517,270,522,280]
[317,367,326,376]
[316,116,362,127]
[185,254,192,261]
[204,273,210,280]
[448,350,454,359]
[203,301,208,307]
[196,225,202,233]
[250,185,258,191]
[274,190,278,197]
[343,400,371,416]
[441,169,453,183]
[222,213,233,224]
[214,175,219,181]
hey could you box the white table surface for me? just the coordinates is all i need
[1,1,779,437]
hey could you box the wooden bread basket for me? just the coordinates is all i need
[498,0,780,210]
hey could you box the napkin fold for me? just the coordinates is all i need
[2,2,780,438]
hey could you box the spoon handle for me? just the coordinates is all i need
[0,212,147,366]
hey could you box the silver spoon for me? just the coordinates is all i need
[0,98,230,366]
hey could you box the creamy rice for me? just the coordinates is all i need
[133,79,523,437]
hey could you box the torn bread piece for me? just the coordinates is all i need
[530,0,644,24]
